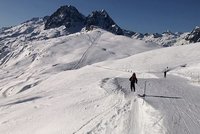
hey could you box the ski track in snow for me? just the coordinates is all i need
[74,72,200,134]
[73,31,102,69]
[1,28,200,134]
[136,74,200,134]
[1,66,200,134]
[73,75,165,134]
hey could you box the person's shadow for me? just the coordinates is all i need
[138,94,181,99]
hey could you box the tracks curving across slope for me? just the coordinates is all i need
[75,76,164,134]
[82,72,200,134]
[73,31,102,69]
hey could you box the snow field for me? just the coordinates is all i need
[1,28,200,134]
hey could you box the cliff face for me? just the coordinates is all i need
[44,5,85,31]
[185,26,200,43]
[85,10,123,35]
[44,5,126,35]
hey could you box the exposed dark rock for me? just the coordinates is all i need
[162,30,175,35]
[143,33,162,38]
[152,33,162,38]
[144,33,150,36]
[44,5,85,30]
[123,29,136,37]
[133,33,144,38]
[185,26,200,43]
[44,6,132,35]
[85,10,123,35]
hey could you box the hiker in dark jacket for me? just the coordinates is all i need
[129,73,138,92]
[164,67,169,78]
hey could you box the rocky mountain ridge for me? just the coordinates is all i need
[0,5,200,48]
[44,5,125,36]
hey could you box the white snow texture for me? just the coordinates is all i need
[0,20,200,134]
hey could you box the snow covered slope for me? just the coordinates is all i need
[1,25,200,133]
[1,5,200,134]
[99,42,200,73]
[0,28,160,134]
[94,42,200,133]
[1,29,157,68]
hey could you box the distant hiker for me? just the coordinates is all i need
[129,73,138,92]
[164,67,169,78]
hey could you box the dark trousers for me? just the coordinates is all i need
[130,82,135,92]
[164,72,166,78]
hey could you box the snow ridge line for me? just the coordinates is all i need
[93,64,188,75]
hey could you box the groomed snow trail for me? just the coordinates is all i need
[115,77,166,134]
[115,73,200,134]
[85,72,200,134]
[79,75,165,134]
[142,74,200,134]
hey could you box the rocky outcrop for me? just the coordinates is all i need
[44,6,127,35]
[44,5,85,30]
[85,10,123,35]
[185,26,200,43]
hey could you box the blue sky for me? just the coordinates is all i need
[0,0,200,33]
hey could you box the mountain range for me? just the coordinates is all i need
[0,5,200,49]
[1,5,200,134]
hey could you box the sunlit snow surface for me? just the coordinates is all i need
[0,28,200,134]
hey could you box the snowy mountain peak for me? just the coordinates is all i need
[23,17,41,24]
[101,9,106,12]
[132,30,186,47]
[0,4,199,48]
[86,10,123,35]
[185,25,200,43]
[143,33,162,38]
[44,5,85,30]
[162,30,175,35]
[89,9,109,17]
[44,6,126,35]
[195,26,200,29]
